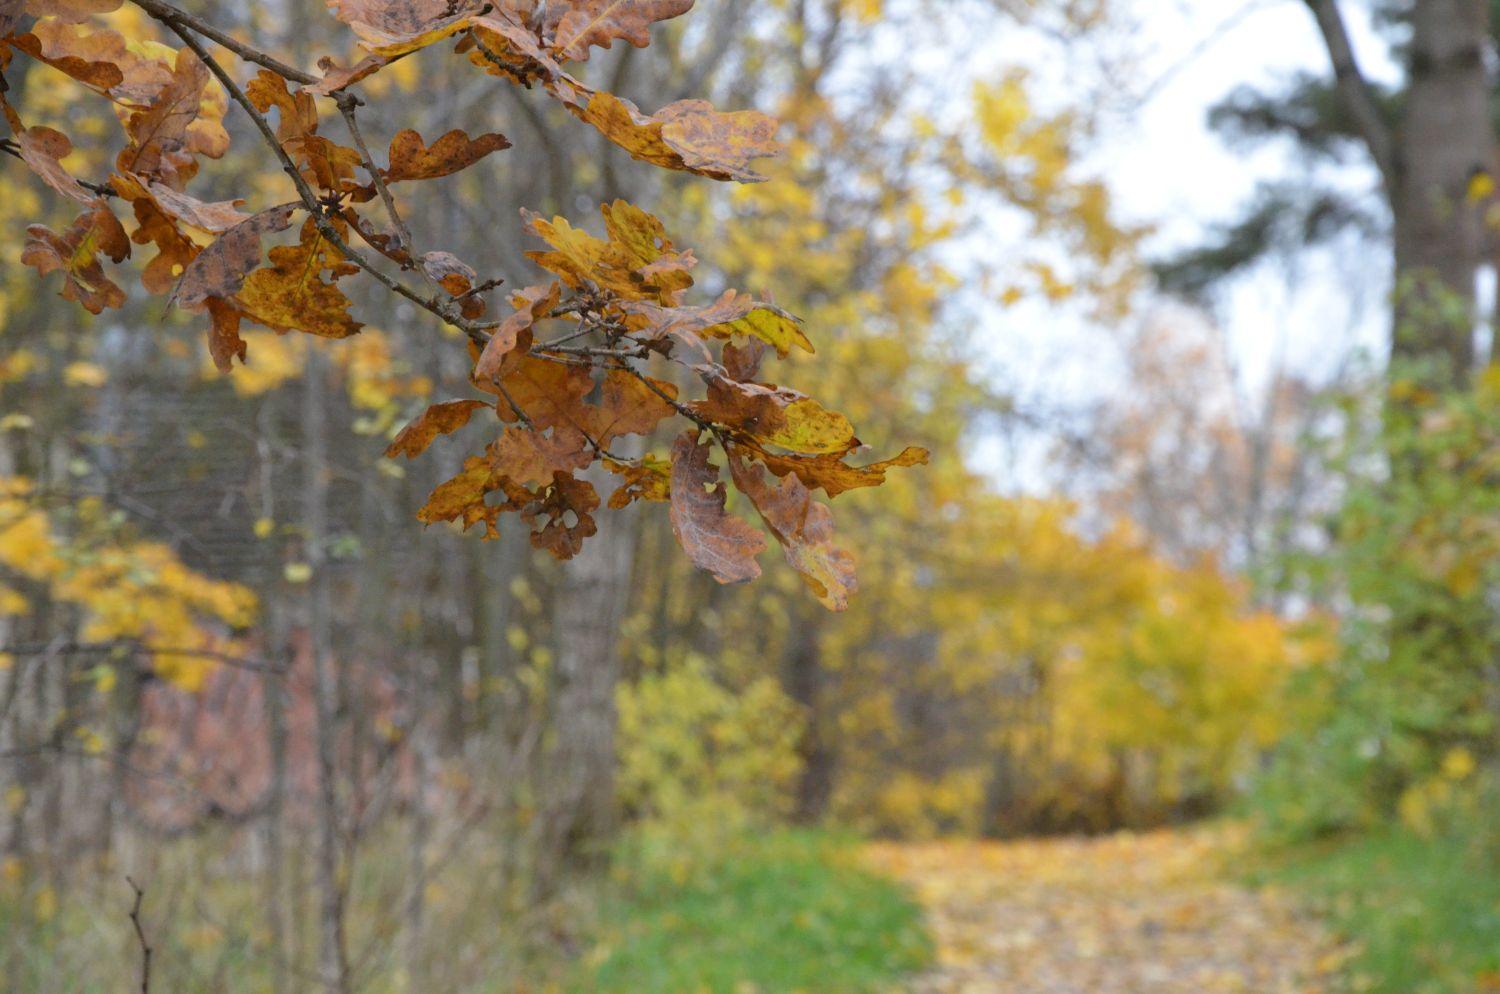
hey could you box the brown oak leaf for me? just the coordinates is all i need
[384,128,510,182]
[549,0,695,62]
[326,0,484,56]
[729,450,855,611]
[489,425,592,487]
[621,289,810,357]
[11,124,97,204]
[417,455,528,538]
[584,369,677,447]
[522,471,599,559]
[386,399,492,459]
[577,92,780,183]
[237,221,362,339]
[206,297,246,373]
[493,353,593,429]
[668,431,765,584]
[692,375,856,455]
[473,282,560,384]
[173,203,295,310]
[117,49,225,187]
[22,206,130,314]
[23,0,122,24]
[760,446,931,499]
[606,454,670,508]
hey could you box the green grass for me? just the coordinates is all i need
[574,828,932,994]
[1255,829,1500,994]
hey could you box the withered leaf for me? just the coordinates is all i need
[122,184,199,294]
[206,297,246,373]
[246,69,318,143]
[8,27,123,92]
[493,353,593,429]
[421,250,476,296]
[549,0,695,62]
[327,0,483,56]
[131,174,248,231]
[116,48,223,187]
[173,203,295,310]
[584,369,677,447]
[668,431,765,584]
[312,52,389,95]
[578,92,780,183]
[23,0,122,24]
[473,282,560,384]
[729,450,855,611]
[1,0,24,35]
[387,399,491,459]
[606,454,671,509]
[22,206,130,314]
[762,445,931,499]
[418,455,528,538]
[22,19,176,104]
[11,124,97,204]
[384,128,510,182]
[622,289,810,357]
[522,472,599,559]
[467,8,569,84]
[524,201,694,303]
[693,375,856,455]
[489,425,591,487]
[341,207,413,267]
[722,339,767,382]
[238,221,363,339]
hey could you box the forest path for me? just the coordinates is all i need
[866,827,1347,994]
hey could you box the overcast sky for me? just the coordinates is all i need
[1106,0,1394,385]
[960,0,1399,486]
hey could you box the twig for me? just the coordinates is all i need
[0,139,118,199]
[333,94,415,257]
[0,640,284,675]
[128,0,319,85]
[127,877,152,994]
[620,362,719,437]
[152,16,491,346]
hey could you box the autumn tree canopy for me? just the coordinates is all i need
[0,0,925,611]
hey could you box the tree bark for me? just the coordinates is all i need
[1309,0,1495,384]
[785,610,834,823]
[303,353,350,994]
[533,474,639,893]
[1391,0,1493,383]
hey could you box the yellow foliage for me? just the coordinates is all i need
[618,653,804,832]
[0,476,255,692]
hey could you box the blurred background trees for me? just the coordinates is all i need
[4,0,1499,993]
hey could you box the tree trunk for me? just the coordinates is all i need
[303,354,350,994]
[785,611,834,823]
[1390,0,1493,384]
[1309,0,1494,383]
[533,478,639,893]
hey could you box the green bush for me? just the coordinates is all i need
[1255,366,1500,841]
[1257,825,1500,994]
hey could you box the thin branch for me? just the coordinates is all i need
[154,17,490,346]
[128,0,319,85]
[620,362,720,437]
[1303,0,1397,194]
[127,877,152,994]
[334,95,415,256]
[0,640,284,675]
[0,139,118,199]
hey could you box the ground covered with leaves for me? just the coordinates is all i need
[867,827,1345,994]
